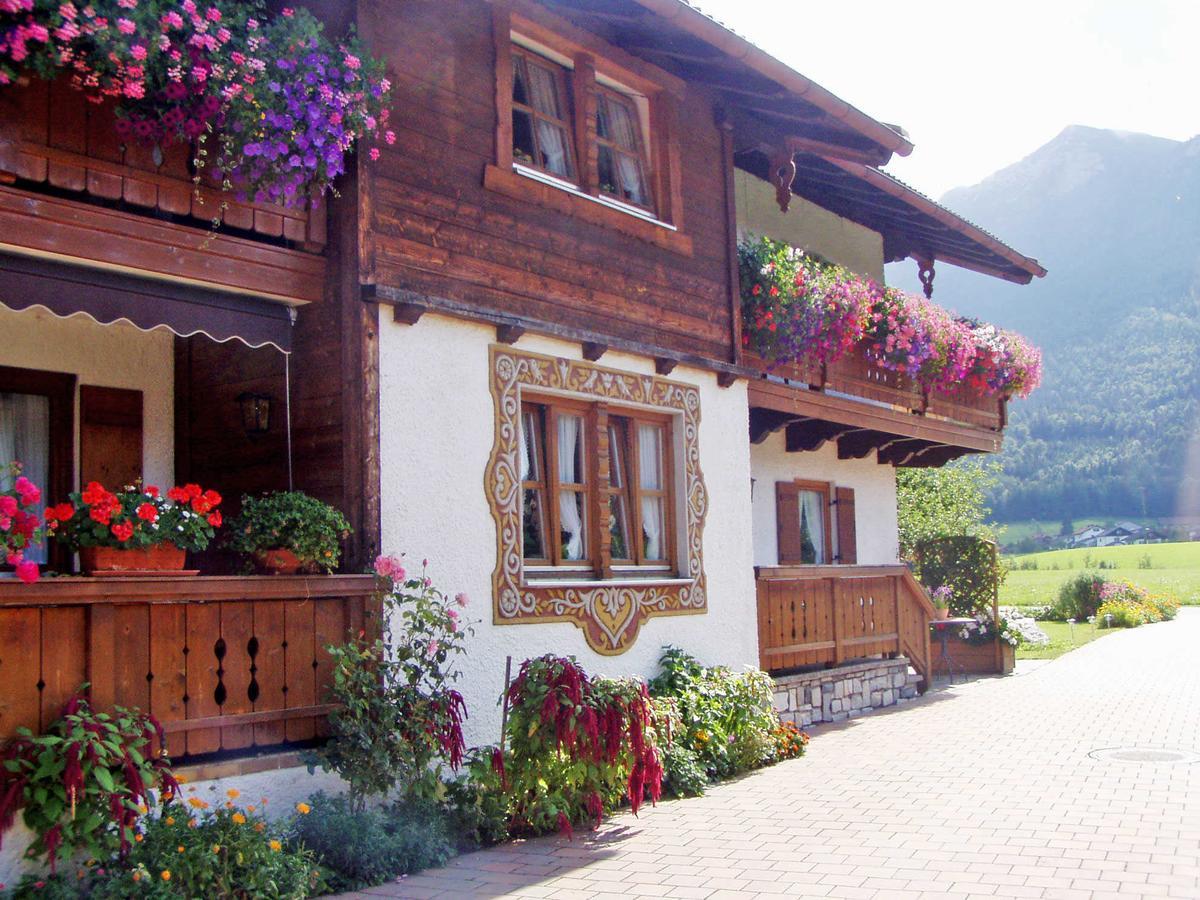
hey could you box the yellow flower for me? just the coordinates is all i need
[232,812,246,825]
[134,834,143,843]
[165,817,175,826]
[295,802,311,815]
[247,805,256,813]
[137,803,148,815]
[161,871,172,882]
[132,873,141,883]
[175,774,189,785]
[211,844,221,854]
[177,846,185,854]
[187,797,208,809]
[226,789,240,800]
[269,840,282,852]
[254,822,266,833]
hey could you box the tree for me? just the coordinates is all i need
[896,459,1000,560]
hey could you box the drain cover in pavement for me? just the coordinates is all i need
[1089,747,1200,764]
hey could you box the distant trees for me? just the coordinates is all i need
[896,460,1001,560]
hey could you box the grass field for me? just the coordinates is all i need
[1001,541,1200,608]
[1016,620,1115,660]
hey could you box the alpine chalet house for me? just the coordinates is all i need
[0,0,1043,790]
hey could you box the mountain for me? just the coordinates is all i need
[890,126,1200,523]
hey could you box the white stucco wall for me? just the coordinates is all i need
[0,304,174,488]
[734,168,885,283]
[378,312,758,748]
[750,431,899,567]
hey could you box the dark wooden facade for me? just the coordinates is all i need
[358,0,739,368]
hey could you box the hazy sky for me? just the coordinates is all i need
[698,0,1200,199]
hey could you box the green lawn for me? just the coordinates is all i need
[1001,541,1200,608]
[1016,620,1115,660]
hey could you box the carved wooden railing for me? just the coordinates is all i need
[755,565,934,690]
[0,575,378,759]
[746,346,1005,432]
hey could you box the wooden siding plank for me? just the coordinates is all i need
[112,603,151,712]
[217,601,254,751]
[283,598,316,743]
[252,600,287,747]
[0,608,41,739]
[185,602,222,756]
[39,606,86,731]
[149,604,187,757]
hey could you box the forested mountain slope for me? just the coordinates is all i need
[890,126,1200,520]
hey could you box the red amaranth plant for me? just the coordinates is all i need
[0,690,178,871]
[500,655,664,836]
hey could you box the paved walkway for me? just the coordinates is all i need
[352,610,1200,899]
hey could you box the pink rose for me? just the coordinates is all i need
[0,496,16,517]
[454,592,468,608]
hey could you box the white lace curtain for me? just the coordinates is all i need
[602,97,646,205]
[0,392,49,564]
[799,490,826,564]
[527,63,570,177]
[638,423,663,560]
[557,414,585,560]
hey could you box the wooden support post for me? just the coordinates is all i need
[496,323,526,344]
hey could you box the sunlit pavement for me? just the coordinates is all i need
[342,609,1200,899]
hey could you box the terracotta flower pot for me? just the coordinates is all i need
[254,548,303,575]
[935,606,950,621]
[80,543,187,575]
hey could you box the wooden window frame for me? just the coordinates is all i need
[0,364,75,573]
[778,478,836,566]
[521,392,676,580]
[510,46,579,182]
[593,84,654,213]
[489,2,687,244]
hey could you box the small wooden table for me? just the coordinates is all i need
[930,618,975,684]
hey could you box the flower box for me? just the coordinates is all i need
[80,543,190,576]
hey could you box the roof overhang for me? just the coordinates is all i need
[533,0,912,166]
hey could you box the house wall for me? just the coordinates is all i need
[750,431,900,567]
[0,304,173,487]
[378,311,758,747]
[361,0,737,365]
[734,168,885,283]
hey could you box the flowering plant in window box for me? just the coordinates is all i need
[46,481,221,573]
[738,236,1042,399]
[0,1,393,205]
[1,461,44,584]
[223,490,350,574]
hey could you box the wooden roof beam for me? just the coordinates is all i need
[749,409,804,445]
[786,420,859,452]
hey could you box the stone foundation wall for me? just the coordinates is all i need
[773,658,919,727]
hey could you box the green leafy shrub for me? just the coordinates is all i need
[0,692,178,871]
[659,743,708,799]
[289,792,452,893]
[649,647,777,781]
[224,491,351,572]
[499,656,663,837]
[1051,571,1107,620]
[1,874,80,899]
[307,557,470,809]
[443,750,511,849]
[84,793,324,899]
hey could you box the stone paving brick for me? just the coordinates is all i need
[341,611,1200,899]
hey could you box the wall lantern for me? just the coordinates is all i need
[236,392,272,436]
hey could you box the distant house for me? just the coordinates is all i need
[1071,526,1106,547]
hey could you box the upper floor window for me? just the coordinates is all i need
[520,394,675,576]
[511,48,576,181]
[594,87,651,209]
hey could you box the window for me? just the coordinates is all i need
[520,394,674,576]
[776,481,857,566]
[595,87,650,209]
[0,366,74,569]
[511,47,576,180]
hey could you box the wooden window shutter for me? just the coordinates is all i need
[835,486,857,564]
[776,481,803,565]
[80,386,143,488]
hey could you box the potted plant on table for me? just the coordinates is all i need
[225,491,351,575]
[931,585,953,620]
[45,482,222,575]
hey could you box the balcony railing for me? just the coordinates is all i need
[746,346,1005,432]
[755,565,934,689]
[0,575,378,760]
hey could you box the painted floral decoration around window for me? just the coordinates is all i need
[0,1,394,204]
[739,236,1042,399]
[487,346,708,656]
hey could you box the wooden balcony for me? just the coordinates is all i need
[0,78,326,305]
[0,575,378,760]
[755,565,935,689]
[747,346,1005,432]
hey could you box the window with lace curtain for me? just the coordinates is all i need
[511,47,577,181]
[594,86,651,210]
[519,394,674,576]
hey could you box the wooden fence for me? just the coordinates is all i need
[0,575,378,759]
[756,565,935,690]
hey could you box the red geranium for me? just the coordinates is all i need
[136,503,158,523]
[206,511,222,528]
[111,521,135,542]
